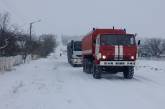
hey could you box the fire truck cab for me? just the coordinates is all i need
[82,28,139,79]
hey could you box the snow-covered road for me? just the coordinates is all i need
[0,54,165,109]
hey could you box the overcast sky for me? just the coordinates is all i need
[0,0,165,38]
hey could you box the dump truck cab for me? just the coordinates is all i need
[67,40,82,67]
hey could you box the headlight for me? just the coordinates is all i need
[131,56,134,60]
[73,59,78,62]
[102,55,106,59]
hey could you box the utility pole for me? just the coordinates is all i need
[29,20,41,52]
[29,23,32,42]
[29,20,41,42]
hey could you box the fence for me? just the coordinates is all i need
[0,55,31,71]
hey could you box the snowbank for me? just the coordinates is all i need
[0,50,165,109]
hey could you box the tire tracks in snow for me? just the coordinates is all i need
[53,56,94,109]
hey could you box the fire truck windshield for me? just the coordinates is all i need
[100,34,135,46]
[73,42,82,51]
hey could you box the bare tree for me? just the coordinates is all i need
[139,38,165,57]
[161,39,165,52]
[0,12,19,56]
[0,12,57,57]
[37,34,57,57]
[147,38,162,57]
[0,12,10,31]
[0,12,10,52]
[0,38,9,50]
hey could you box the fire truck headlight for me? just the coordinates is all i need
[131,56,135,60]
[102,55,106,59]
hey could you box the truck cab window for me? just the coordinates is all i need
[100,34,135,46]
[130,37,134,45]
[73,42,82,51]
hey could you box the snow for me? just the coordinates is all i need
[0,47,165,109]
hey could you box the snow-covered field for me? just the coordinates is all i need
[0,51,165,109]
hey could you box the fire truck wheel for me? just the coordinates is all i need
[83,63,85,72]
[123,67,134,79]
[83,58,87,73]
[92,65,101,79]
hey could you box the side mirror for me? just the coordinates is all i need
[138,40,140,45]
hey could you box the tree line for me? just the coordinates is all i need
[0,12,57,58]
[139,38,165,57]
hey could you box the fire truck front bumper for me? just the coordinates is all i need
[100,61,135,66]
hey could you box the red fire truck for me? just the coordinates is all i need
[82,28,140,79]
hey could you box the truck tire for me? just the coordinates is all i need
[83,62,85,72]
[83,58,87,72]
[92,64,101,79]
[83,58,90,73]
[72,64,77,67]
[123,67,134,79]
[86,59,92,74]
